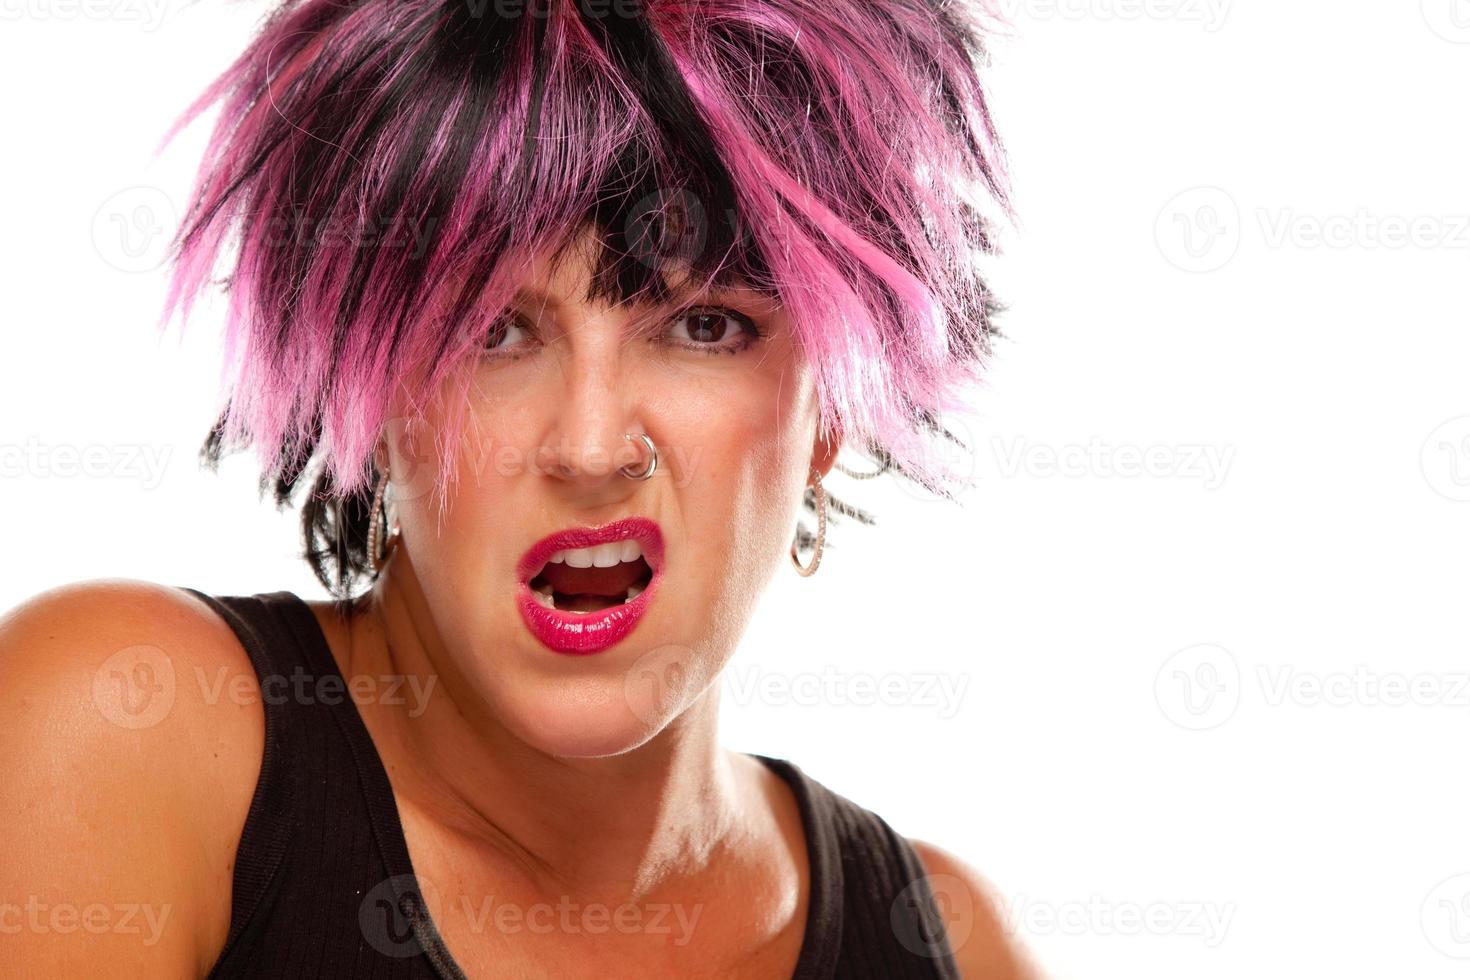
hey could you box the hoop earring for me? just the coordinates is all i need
[621,432,658,481]
[367,469,401,575]
[790,468,826,577]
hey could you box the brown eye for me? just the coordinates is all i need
[666,307,761,353]
[484,311,532,353]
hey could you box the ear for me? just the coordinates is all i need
[810,423,842,482]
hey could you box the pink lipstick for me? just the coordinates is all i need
[515,517,664,655]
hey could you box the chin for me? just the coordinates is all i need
[485,633,721,759]
[494,680,669,758]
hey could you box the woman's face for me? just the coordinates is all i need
[380,227,836,758]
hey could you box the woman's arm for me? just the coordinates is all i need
[0,580,262,978]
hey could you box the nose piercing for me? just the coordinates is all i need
[621,432,658,480]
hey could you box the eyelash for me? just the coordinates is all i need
[480,306,765,360]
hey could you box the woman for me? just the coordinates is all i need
[1,0,1033,976]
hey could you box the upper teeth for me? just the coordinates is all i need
[548,539,643,569]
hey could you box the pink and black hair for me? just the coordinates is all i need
[158,0,1014,597]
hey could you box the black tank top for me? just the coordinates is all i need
[181,588,960,979]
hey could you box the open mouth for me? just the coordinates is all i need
[515,517,664,655]
[526,541,655,614]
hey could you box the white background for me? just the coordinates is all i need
[3,2,1470,977]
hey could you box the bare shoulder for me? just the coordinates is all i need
[0,578,265,976]
[909,838,1045,980]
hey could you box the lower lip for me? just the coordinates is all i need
[515,573,659,655]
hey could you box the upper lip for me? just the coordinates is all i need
[516,517,665,584]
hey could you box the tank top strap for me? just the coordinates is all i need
[179,587,452,978]
[177,588,304,967]
[753,754,962,980]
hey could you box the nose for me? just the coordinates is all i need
[536,326,646,489]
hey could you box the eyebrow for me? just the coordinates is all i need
[512,286,562,311]
[511,280,771,313]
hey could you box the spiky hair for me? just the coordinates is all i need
[158,0,1014,595]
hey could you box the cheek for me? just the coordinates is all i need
[661,362,819,595]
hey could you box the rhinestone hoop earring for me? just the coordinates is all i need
[621,432,658,481]
[790,468,826,577]
[367,469,401,575]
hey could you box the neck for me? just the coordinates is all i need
[340,550,744,903]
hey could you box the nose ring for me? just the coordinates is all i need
[621,432,658,481]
